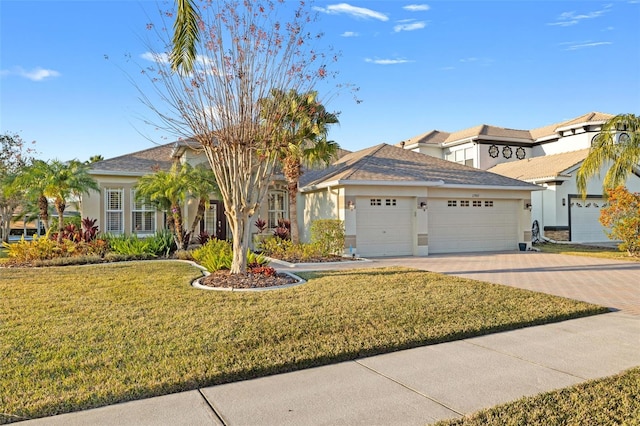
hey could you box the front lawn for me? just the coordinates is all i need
[0,262,607,423]
[438,367,640,425]
[535,242,640,261]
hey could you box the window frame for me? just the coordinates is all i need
[105,188,124,234]
[131,189,156,235]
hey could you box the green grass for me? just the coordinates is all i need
[535,242,640,261]
[437,367,640,425]
[0,261,607,423]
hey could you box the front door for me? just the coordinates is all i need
[202,200,227,240]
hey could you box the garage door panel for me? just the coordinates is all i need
[429,199,518,254]
[356,197,413,257]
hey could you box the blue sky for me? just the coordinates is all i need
[1,1,639,162]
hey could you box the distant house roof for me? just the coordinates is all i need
[399,111,614,148]
[300,143,539,191]
[487,149,590,182]
[89,143,178,176]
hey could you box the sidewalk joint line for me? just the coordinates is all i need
[461,339,589,381]
[354,360,465,417]
[197,389,227,425]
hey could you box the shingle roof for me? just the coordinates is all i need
[529,112,613,140]
[398,130,451,147]
[487,149,590,181]
[400,111,614,146]
[300,143,538,190]
[89,142,177,175]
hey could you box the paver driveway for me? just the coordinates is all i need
[278,251,640,315]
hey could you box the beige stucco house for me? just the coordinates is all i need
[83,140,539,257]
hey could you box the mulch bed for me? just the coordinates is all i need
[199,270,299,289]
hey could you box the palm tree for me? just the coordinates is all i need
[577,114,640,197]
[185,163,220,238]
[135,162,191,248]
[16,159,54,233]
[262,89,340,243]
[45,160,99,243]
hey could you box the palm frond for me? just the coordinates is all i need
[171,0,201,74]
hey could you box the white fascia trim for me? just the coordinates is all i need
[556,120,607,133]
[475,135,533,144]
[300,179,445,193]
[89,170,148,177]
[439,183,545,191]
[441,137,476,147]
[528,175,572,184]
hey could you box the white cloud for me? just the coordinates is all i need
[564,41,612,50]
[313,3,388,21]
[141,51,170,64]
[341,31,359,37]
[365,58,412,65]
[403,4,430,12]
[394,21,427,32]
[547,6,611,26]
[459,57,478,63]
[0,66,61,81]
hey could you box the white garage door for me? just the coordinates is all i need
[429,199,518,254]
[570,198,609,242]
[356,197,413,257]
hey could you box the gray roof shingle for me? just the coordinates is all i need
[89,143,177,175]
[487,149,590,181]
[301,144,538,190]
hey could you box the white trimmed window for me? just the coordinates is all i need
[460,200,470,207]
[268,190,287,228]
[131,190,156,234]
[105,188,124,234]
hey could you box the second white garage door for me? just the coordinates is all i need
[570,198,609,242]
[356,197,413,257]
[429,199,518,254]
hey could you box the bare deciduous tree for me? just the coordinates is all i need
[140,0,336,273]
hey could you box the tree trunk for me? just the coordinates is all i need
[38,195,49,232]
[227,207,250,274]
[189,198,206,237]
[288,178,299,244]
[55,198,65,243]
[171,203,185,247]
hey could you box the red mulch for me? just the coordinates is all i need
[199,270,299,289]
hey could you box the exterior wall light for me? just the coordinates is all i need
[420,201,427,211]
[347,200,355,211]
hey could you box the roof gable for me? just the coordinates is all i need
[487,148,590,181]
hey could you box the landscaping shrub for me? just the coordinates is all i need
[191,238,233,272]
[146,229,176,256]
[599,186,640,256]
[104,233,155,257]
[261,238,328,262]
[191,239,268,272]
[2,232,108,264]
[310,219,345,256]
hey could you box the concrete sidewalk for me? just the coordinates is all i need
[22,312,640,425]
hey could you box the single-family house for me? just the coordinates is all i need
[399,112,640,243]
[83,140,539,257]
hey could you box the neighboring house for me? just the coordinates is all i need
[299,144,539,256]
[399,112,640,243]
